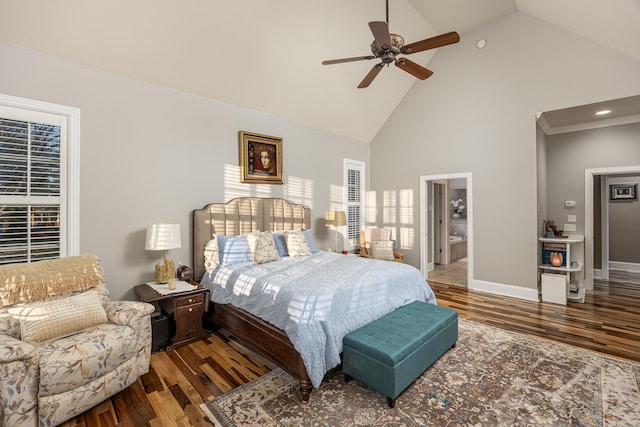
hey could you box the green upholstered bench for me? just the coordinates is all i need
[342,301,458,408]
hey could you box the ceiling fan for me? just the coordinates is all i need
[322,0,460,88]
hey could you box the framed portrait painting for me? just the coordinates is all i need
[239,131,283,184]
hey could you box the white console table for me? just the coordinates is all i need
[538,235,585,304]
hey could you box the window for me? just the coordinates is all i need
[343,159,365,248]
[0,95,79,265]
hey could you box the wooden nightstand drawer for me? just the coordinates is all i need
[175,293,204,308]
[134,283,208,351]
[176,303,203,317]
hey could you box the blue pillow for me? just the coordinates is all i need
[215,234,253,266]
[304,229,320,253]
[272,231,289,257]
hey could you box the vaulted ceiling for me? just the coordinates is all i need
[0,0,638,142]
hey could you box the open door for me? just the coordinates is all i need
[433,181,449,265]
[420,173,473,288]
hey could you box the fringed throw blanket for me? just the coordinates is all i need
[0,255,103,307]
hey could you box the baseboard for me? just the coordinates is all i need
[609,261,640,273]
[471,280,540,302]
[593,269,602,279]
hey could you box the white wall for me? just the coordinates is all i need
[0,43,369,300]
[370,12,640,294]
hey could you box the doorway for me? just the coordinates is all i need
[585,166,640,288]
[419,173,473,288]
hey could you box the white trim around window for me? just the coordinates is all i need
[0,93,80,260]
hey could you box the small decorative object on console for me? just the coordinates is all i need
[550,252,563,267]
[177,265,194,281]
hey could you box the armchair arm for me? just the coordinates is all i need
[0,334,39,427]
[104,300,155,328]
[104,301,155,374]
[393,250,405,263]
[359,246,373,259]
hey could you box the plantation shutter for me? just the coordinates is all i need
[0,108,65,264]
[344,159,365,248]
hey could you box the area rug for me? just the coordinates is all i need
[201,319,640,426]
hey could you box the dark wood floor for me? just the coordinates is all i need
[59,271,640,426]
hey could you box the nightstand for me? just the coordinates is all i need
[133,281,208,351]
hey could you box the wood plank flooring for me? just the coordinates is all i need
[59,271,640,426]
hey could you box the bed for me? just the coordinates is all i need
[192,197,436,401]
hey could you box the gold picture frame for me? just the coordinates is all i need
[239,131,283,184]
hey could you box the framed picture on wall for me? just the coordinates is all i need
[609,182,637,201]
[239,131,283,184]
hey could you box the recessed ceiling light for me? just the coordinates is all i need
[595,110,611,116]
[476,39,486,49]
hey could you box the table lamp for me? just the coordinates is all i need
[325,210,347,252]
[145,223,181,283]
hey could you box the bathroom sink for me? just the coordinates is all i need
[449,235,463,241]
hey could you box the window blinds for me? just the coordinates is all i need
[0,118,61,264]
[344,159,365,247]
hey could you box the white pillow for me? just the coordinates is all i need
[283,230,311,257]
[8,291,108,343]
[204,238,220,271]
[370,241,395,261]
[247,231,280,264]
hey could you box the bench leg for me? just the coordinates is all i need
[345,374,352,382]
[387,397,396,408]
[452,342,457,349]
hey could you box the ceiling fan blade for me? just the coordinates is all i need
[322,55,376,65]
[400,31,460,55]
[395,58,433,80]
[358,63,384,88]
[369,21,392,48]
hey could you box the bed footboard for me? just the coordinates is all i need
[208,303,312,401]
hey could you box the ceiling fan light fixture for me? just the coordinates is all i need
[321,0,459,88]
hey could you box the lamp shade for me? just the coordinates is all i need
[145,224,182,251]
[325,210,347,227]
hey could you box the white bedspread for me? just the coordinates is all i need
[200,252,437,388]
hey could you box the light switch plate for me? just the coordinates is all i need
[568,215,576,223]
[564,224,577,232]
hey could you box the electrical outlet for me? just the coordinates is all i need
[564,224,576,232]
[567,215,576,223]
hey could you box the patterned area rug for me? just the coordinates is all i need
[201,319,640,426]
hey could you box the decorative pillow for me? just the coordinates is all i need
[204,238,220,271]
[8,291,108,343]
[366,227,391,243]
[272,231,289,257]
[216,233,255,266]
[247,231,280,264]
[284,230,311,257]
[304,229,320,254]
[370,241,395,261]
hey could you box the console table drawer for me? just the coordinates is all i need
[175,293,205,308]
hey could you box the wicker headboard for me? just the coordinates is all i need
[192,197,311,280]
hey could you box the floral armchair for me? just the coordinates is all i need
[359,228,404,263]
[0,255,155,427]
